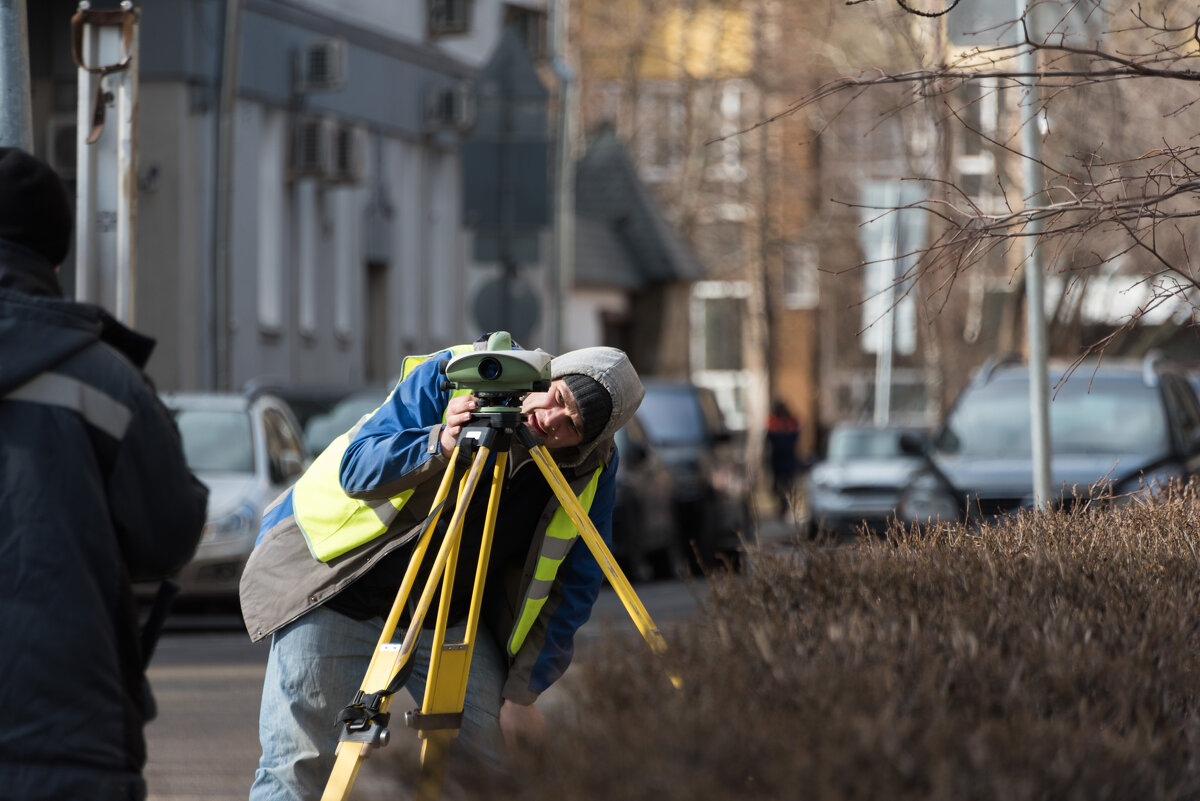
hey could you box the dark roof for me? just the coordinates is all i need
[573,217,643,289]
[573,125,703,289]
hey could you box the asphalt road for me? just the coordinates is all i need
[142,578,709,801]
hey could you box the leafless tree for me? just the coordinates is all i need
[741,0,1200,374]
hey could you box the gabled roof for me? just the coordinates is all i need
[573,124,703,289]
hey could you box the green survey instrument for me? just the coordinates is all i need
[320,332,679,801]
[441,330,552,398]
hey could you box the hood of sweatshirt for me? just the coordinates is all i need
[0,238,155,394]
[548,346,644,469]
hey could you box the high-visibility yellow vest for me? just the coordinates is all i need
[507,464,603,656]
[292,344,476,562]
[290,337,607,643]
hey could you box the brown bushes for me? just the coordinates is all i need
[492,485,1200,800]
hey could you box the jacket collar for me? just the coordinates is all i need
[0,238,64,298]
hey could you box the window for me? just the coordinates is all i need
[783,242,818,310]
[637,83,684,179]
[428,0,472,37]
[691,281,750,430]
[263,407,305,482]
[333,188,359,340]
[295,181,318,336]
[691,281,748,372]
[504,4,547,60]
[173,409,254,473]
[257,107,286,332]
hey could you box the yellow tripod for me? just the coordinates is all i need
[320,408,676,801]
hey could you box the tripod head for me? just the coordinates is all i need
[440,331,552,415]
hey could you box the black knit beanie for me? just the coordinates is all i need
[562,374,613,444]
[0,147,73,267]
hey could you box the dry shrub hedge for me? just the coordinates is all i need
[485,484,1200,801]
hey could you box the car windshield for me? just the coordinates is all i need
[172,408,255,473]
[940,374,1169,457]
[827,429,908,461]
[638,389,706,445]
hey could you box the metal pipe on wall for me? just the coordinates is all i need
[0,0,33,150]
[211,0,241,391]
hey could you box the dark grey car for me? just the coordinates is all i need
[636,380,751,569]
[898,355,1200,524]
[611,416,684,581]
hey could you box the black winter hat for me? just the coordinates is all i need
[562,373,613,444]
[0,147,73,267]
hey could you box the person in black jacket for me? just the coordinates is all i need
[0,147,209,801]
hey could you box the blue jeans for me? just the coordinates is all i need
[248,606,508,801]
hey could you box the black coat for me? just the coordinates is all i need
[0,240,208,800]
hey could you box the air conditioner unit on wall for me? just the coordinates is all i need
[291,115,335,180]
[423,83,474,132]
[329,124,367,185]
[293,39,346,94]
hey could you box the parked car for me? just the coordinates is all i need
[244,380,387,456]
[803,423,929,537]
[151,391,309,605]
[636,379,751,569]
[611,415,685,581]
[898,355,1200,524]
[301,388,390,456]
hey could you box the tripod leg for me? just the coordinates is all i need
[321,443,491,801]
[525,441,682,687]
[412,451,509,801]
[320,643,409,801]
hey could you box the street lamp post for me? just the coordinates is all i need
[1017,0,1053,508]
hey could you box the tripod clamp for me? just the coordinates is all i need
[404,709,464,732]
[337,691,393,749]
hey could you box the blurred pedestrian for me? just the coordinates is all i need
[766,400,801,518]
[0,147,208,801]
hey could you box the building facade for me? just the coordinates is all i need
[25,0,621,393]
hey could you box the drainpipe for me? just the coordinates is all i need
[0,0,33,150]
[211,0,241,390]
[549,0,574,354]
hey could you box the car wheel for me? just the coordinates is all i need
[798,516,817,541]
[648,535,688,581]
[613,497,655,583]
[674,499,713,572]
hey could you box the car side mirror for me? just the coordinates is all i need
[274,450,306,483]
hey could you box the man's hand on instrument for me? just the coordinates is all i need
[440,394,478,453]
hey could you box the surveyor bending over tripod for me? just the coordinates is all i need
[240,341,644,799]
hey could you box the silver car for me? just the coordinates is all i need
[160,391,308,604]
[804,423,928,537]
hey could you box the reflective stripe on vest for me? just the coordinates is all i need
[507,464,604,657]
[292,344,475,563]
